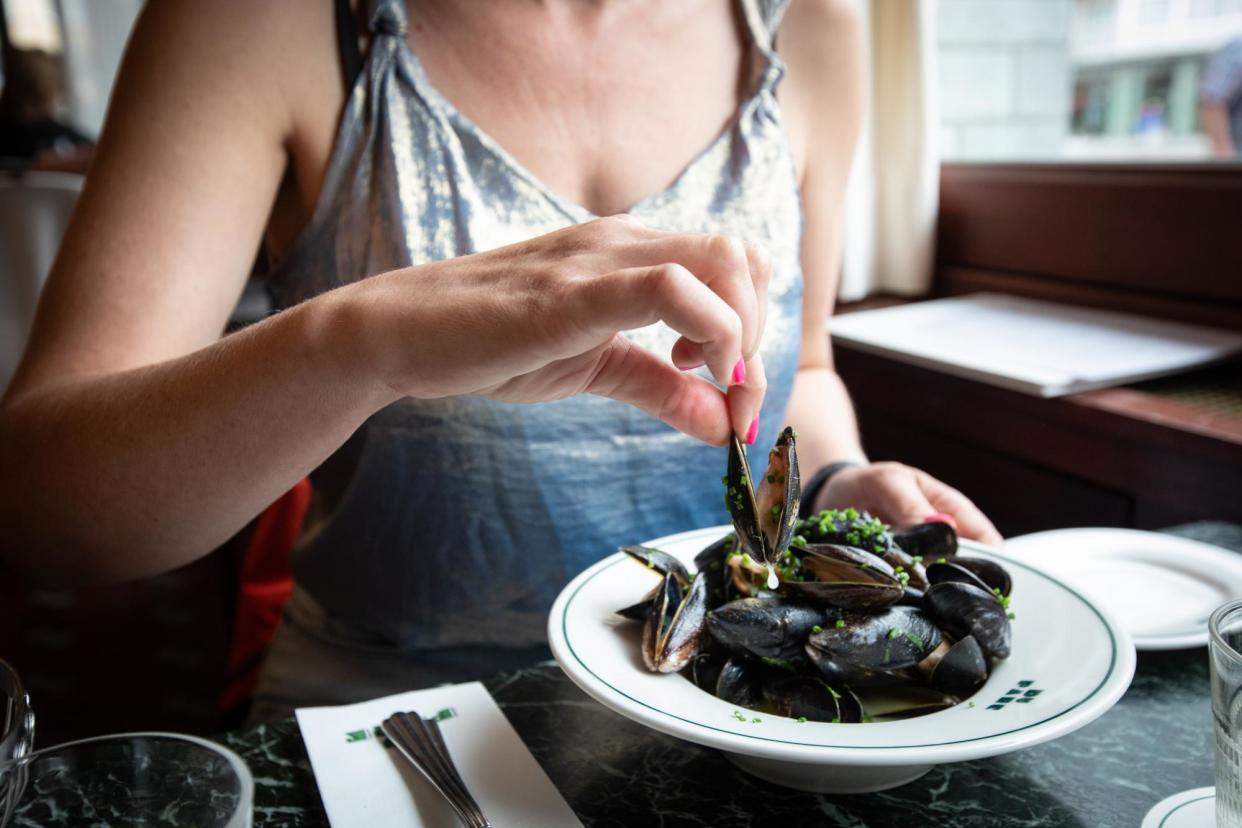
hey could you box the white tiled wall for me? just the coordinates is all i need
[939,0,1074,160]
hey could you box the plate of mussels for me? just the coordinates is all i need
[548,427,1137,794]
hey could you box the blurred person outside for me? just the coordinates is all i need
[1201,34,1242,157]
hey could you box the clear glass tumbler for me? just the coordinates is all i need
[1,732,253,828]
[1212,599,1242,828]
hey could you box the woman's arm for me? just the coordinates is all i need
[778,0,1001,544]
[0,0,769,583]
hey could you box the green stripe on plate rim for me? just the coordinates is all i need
[561,541,1119,750]
[1158,793,1215,828]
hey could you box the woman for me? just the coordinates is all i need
[0,0,999,716]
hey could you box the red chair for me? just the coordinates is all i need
[217,479,310,720]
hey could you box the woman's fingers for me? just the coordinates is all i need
[743,240,772,356]
[571,264,744,387]
[587,334,732,445]
[632,233,763,357]
[914,469,1004,546]
[727,351,767,443]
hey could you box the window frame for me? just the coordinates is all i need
[934,161,1242,331]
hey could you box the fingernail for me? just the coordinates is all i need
[924,512,958,530]
[731,356,746,385]
[745,415,759,445]
[679,362,704,372]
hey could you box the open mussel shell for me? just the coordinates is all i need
[707,597,823,662]
[622,544,691,586]
[781,544,903,610]
[922,635,989,693]
[892,521,958,561]
[725,428,800,565]
[805,606,944,683]
[642,572,709,673]
[885,545,929,591]
[762,674,863,724]
[716,656,764,707]
[923,581,1011,660]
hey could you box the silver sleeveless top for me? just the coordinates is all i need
[268,0,803,650]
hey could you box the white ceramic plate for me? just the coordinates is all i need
[548,526,1136,793]
[1005,528,1242,650]
[1142,787,1215,828]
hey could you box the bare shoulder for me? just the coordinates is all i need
[122,0,338,137]
[775,0,865,181]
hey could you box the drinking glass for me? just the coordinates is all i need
[1,732,253,828]
[1211,599,1242,828]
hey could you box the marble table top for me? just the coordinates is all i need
[216,521,1242,827]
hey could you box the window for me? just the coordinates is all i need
[938,0,1242,161]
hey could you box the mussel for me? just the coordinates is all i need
[642,571,709,673]
[919,635,988,693]
[798,509,929,591]
[805,606,943,684]
[780,544,904,610]
[707,597,823,663]
[892,520,958,561]
[923,581,1011,660]
[725,427,800,569]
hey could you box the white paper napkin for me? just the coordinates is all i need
[296,682,582,828]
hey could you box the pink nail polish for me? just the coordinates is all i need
[731,357,746,385]
[923,512,958,530]
[745,416,759,445]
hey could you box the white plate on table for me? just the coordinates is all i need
[1004,528,1242,650]
[1142,787,1216,828]
[548,525,1135,794]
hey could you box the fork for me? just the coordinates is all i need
[381,712,493,828]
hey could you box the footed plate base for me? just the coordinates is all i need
[726,752,934,794]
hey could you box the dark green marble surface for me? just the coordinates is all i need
[216,522,1241,827]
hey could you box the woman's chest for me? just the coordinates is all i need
[404,3,750,217]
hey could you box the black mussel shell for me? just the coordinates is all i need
[927,635,989,693]
[716,656,764,707]
[693,535,734,609]
[616,597,653,622]
[806,606,944,680]
[622,544,691,586]
[858,685,960,721]
[707,597,823,662]
[923,581,1011,660]
[687,649,726,694]
[893,521,958,561]
[761,674,860,723]
[926,561,992,594]
[781,544,903,610]
[952,557,1013,598]
[896,586,926,607]
[642,571,709,673]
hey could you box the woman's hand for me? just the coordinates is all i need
[815,462,1003,546]
[338,215,770,445]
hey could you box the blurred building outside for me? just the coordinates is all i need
[939,0,1242,161]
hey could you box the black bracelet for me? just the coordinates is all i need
[798,461,863,519]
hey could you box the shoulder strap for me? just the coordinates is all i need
[335,0,364,91]
[742,0,792,49]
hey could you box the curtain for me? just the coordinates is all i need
[840,0,940,301]
[54,0,145,138]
